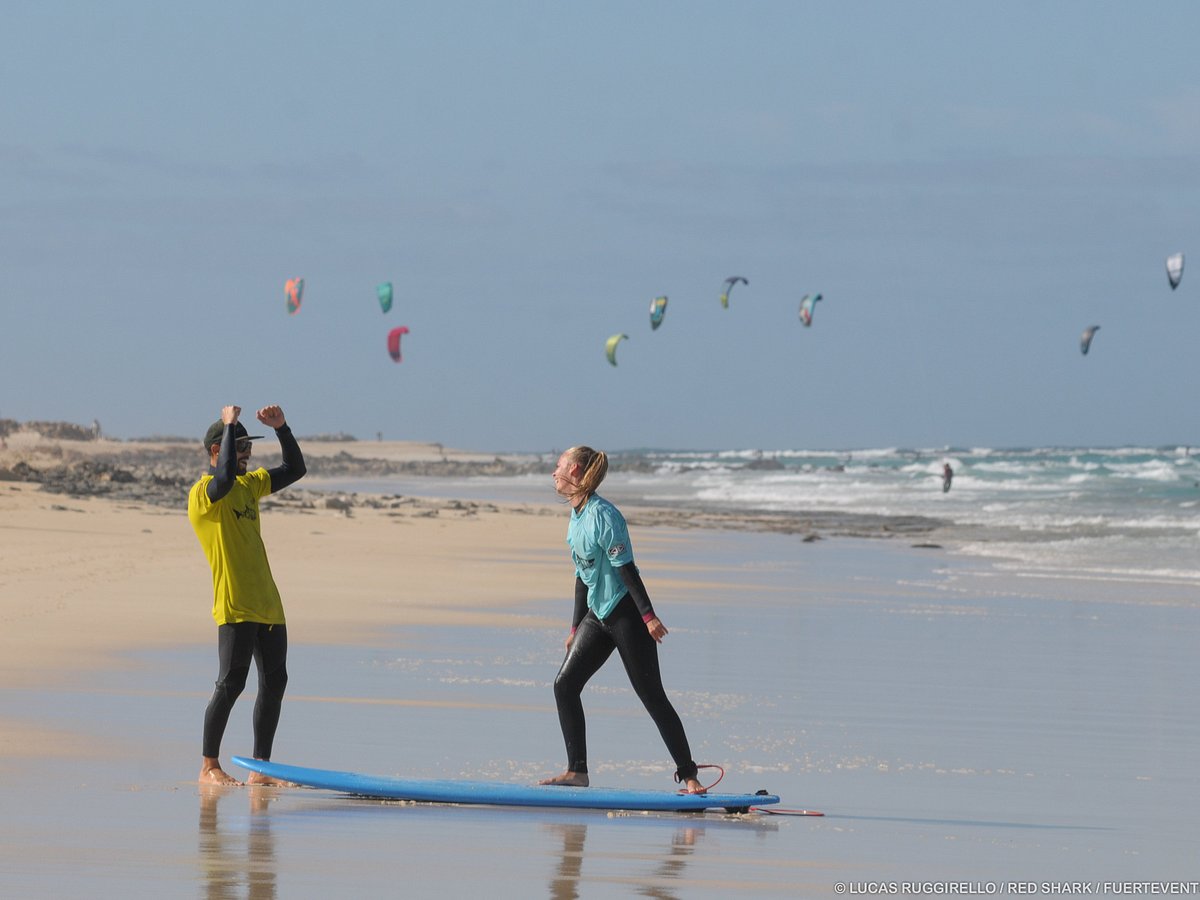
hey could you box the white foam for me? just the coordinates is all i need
[329,445,1200,587]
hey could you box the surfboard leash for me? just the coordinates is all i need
[680,765,825,815]
[751,790,825,816]
[676,763,725,794]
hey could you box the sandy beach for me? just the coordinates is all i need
[0,431,568,705]
[2,430,1199,898]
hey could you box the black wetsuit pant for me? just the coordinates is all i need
[552,594,698,782]
[202,622,288,760]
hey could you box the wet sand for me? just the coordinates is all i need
[2,438,1199,898]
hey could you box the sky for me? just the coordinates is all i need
[3,1,1200,452]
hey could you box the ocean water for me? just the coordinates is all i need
[306,446,1200,589]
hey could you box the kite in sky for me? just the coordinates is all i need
[285,278,304,315]
[1166,253,1184,290]
[377,282,394,313]
[720,276,748,309]
[1080,325,1100,356]
[605,333,628,366]
[649,296,668,330]
[387,326,410,362]
[798,293,822,327]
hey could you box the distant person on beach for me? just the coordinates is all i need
[187,404,307,786]
[943,463,953,493]
[539,446,705,794]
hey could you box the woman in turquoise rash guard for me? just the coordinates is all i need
[539,446,705,794]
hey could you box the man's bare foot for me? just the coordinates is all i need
[678,778,706,795]
[199,759,241,786]
[538,770,589,787]
[246,771,298,787]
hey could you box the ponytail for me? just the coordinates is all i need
[565,446,609,500]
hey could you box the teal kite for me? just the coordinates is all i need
[377,282,394,313]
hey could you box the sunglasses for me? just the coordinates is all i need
[235,440,254,453]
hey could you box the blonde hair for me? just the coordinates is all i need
[565,446,609,499]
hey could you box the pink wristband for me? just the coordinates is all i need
[642,612,657,624]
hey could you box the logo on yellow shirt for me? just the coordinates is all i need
[233,505,258,522]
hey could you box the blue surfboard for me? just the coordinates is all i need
[231,757,779,813]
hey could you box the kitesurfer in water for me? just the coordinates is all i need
[188,404,306,786]
[943,463,953,493]
[539,446,705,794]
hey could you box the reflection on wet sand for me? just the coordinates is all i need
[547,822,585,900]
[545,821,704,900]
[642,824,702,898]
[198,785,278,900]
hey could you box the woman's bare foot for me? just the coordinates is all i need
[538,770,589,787]
[199,758,241,786]
[246,771,298,787]
[678,777,706,795]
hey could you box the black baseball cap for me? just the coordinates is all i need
[203,420,265,449]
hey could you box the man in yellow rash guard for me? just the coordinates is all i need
[188,404,306,786]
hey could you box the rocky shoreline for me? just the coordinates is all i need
[0,424,951,543]
[0,434,546,514]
